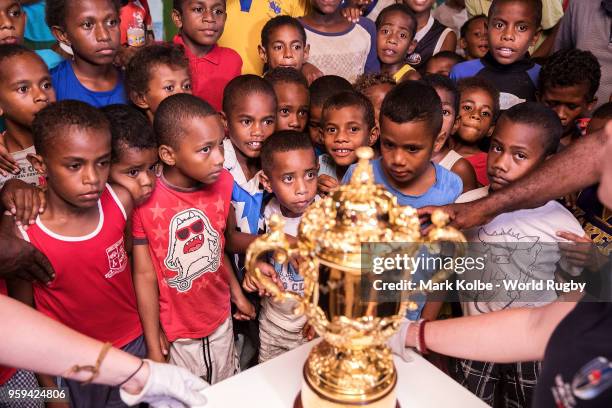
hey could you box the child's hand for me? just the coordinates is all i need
[232,293,256,321]
[302,62,324,85]
[242,261,283,296]
[341,6,363,23]
[557,231,598,269]
[0,143,20,176]
[302,323,316,341]
[317,174,339,195]
[159,329,170,361]
[1,179,46,228]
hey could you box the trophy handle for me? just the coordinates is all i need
[245,214,306,308]
[425,209,468,281]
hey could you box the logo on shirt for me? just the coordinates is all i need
[406,52,422,66]
[105,237,129,278]
[165,208,221,292]
[268,0,281,14]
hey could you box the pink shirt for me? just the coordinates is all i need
[173,35,242,112]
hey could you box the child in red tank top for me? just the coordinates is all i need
[3,101,144,408]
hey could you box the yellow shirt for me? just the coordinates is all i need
[465,0,564,52]
[218,0,309,75]
[393,64,415,82]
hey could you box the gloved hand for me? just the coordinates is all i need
[120,360,209,407]
[387,318,413,363]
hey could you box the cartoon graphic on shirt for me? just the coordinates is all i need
[468,227,540,310]
[165,208,221,292]
[105,237,129,278]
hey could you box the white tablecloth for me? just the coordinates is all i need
[201,339,488,407]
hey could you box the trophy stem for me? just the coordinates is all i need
[299,341,398,408]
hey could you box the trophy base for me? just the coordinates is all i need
[293,392,400,408]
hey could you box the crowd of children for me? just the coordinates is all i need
[0,0,610,407]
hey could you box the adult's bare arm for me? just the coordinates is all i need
[421,125,610,230]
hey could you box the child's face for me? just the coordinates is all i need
[538,83,595,136]
[457,88,494,144]
[461,17,488,60]
[401,0,435,14]
[323,106,376,168]
[488,1,539,65]
[225,92,276,159]
[138,63,192,116]
[377,11,416,66]
[273,82,309,132]
[0,0,25,44]
[60,0,120,66]
[425,57,457,77]
[173,0,227,48]
[0,53,56,128]
[363,83,394,128]
[260,25,308,71]
[433,86,458,150]
[379,116,435,188]
[311,0,342,14]
[110,146,158,206]
[37,126,112,209]
[262,148,318,217]
[170,114,225,184]
[308,103,323,146]
[487,117,547,191]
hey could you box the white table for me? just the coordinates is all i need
[202,339,488,407]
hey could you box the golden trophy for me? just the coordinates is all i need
[245,147,465,407]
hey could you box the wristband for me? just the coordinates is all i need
[416,319,429,355]
[118,359,145,387]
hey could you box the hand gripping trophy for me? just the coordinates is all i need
[246,147,466,407]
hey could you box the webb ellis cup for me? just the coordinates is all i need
[246,147,465,407]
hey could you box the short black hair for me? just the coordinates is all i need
[592,102,612,121]
[422,73,459,115]
[381,80,442,136]
[488,0,542,28]
[261,15,307,48]
[222,74,277,114]
[375,4,417,39]
[101,105,156,162]
[457,76,500,118]
[125,43,190,97]
[353,72,396,93]
[264,67,308,89]
[46,0,121,28]
[32,101,110,155]
[0,43,35,65]
[309,75,353,107]
[460,14,487,39]
[260,130,315,175]
[427,51,465,66]
[539,49,601,103]
[498,102,561,156]
[322,91,376,131]
[154,93,217,148]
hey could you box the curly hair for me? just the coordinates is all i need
[457,76,500,119]
[353,73,396,93]
[33,101,110,154]
[101,105,156,162]
[381,81,442,137]
[46,0,121,28]
[154,94,217,148]
[222,74,277,114]
[323,91,376,131]
[539,49,601,102]
[264,67,308,89]
[125,43,190,96]
[261,15,306,48]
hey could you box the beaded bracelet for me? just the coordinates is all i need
[415,318,429,355]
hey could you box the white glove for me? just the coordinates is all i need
[120,360,209,407]
[386,318,413,362]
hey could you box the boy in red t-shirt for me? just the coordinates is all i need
[171,0,242,111]
[132,94,254,384]
[4,100,144,408]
